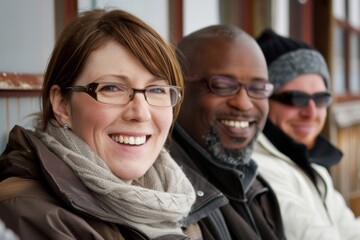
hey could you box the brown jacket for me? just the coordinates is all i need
[0,126,189,240]
[169,124,286,240]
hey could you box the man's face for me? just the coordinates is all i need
[178,37,269,166]
[268,74,328,149]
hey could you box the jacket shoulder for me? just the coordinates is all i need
[0,177,120,240]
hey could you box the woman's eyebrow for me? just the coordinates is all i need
[96,75,168,85]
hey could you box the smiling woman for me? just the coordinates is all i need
[0,9,196,240]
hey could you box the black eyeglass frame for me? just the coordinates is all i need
[67,82,182,107]
[270,90,332,108]
[187,75,274,99]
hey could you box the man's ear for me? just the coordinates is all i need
[50,85,72,128]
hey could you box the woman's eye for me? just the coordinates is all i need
[98,84,127,92]
[148,87,166,94]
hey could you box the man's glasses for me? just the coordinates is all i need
[188,75,274,99]
[67,82,182,107]
[270,91,332,108]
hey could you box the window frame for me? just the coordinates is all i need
[1,0,77,97]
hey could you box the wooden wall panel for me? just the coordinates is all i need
[331,123,360,206]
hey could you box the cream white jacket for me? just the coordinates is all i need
[253,133,360,240]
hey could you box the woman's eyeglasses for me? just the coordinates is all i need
[270,91,332,108]
[67,82,182,107]
[187,75,274,99]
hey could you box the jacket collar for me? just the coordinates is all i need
[1,126,121,221]
[263,119,342,170]
[172,123,258,201]
[26,129,125,223]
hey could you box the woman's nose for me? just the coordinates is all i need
[123,93,151,122]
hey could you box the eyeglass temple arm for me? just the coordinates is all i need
[68,84,98,100]
[70,86,87,92]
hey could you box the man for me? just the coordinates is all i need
[253,29,360,239]
[169,25,285,239]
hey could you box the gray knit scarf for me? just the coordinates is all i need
[35,121,196,238]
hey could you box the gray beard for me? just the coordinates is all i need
[204,127,258,167]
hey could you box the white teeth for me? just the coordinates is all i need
[135,137,143,145]
[111,135,146,145]
[221,120,249,128]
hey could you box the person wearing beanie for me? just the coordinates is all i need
[253,29,360,240]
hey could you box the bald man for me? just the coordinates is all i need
[169,25,285,240]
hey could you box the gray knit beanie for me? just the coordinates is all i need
[256,29,330,91]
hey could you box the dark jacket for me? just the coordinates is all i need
[0,126,189,240]
[169,124,286,240]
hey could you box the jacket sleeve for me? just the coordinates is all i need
[253,151,348,240]
[0,177,108,240]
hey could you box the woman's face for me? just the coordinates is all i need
[63,39,173,182]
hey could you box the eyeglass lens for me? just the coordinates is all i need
[207,76,273,99]
[270,91,332,108]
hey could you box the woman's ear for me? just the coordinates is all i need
[50,85,72,128]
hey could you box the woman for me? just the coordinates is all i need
[0,9,196,239]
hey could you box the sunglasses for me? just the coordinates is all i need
[270,91,332,108]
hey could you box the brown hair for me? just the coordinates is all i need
[39,9,183,130]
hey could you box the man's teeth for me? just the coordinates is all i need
[221,120,249,128]
[111,135,146,145]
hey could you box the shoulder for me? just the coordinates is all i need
[0,177,108,240]
[253,133,298,175]
[0,177,54,204]
[0,176,71,224]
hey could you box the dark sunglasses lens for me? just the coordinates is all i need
[313,93,332,107]
[292,92,310,107]
[271,92,307,106]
